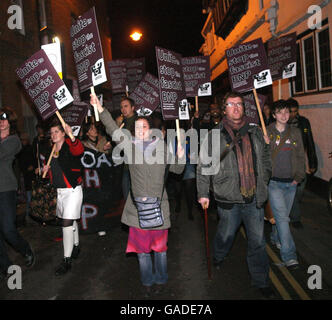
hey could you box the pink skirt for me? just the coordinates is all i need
[126,227,168,254]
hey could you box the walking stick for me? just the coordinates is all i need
[204,205,212,280]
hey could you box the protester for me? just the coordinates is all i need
[287,98,318,228]
[0,108,35,280]
[196,92,275,299]
[42,119,84,276]
[17,132,35,222]
[266,100,305,270]
[115,97,138,201]
[91,93,184,296]
[82,120,112,154]
[263,103,275,126]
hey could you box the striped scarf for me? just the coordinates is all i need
[222,117,256,198]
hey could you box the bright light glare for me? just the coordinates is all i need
[130,32,142,41]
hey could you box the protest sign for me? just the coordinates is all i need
[267,32,297,81]
[243,93,267,125]
[155,46,186,120]
[80,148,123,234]
[126,58,146,93]
[129,73,160,116]
[226,38,272,93]
[16,49,73,121]
[179,99,190,120]
[70,7,107,93]
[41,42,63,79]
[108,59,128,94]
[182,56,211,97]
[60,102,89,136]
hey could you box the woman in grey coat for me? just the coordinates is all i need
[90,94,184,293]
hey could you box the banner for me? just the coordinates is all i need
[126,58,146,93]
[182,56,211,97]
[80,148,123,234]
[16,49,73,120]
[243,93,267,125]
[70,7,107,93]
[60,102,89,136]
[226,38,272,93]
[267,32,297,81]
[155,46,186,120]
[108,59,128,94]
[129,73,160,116]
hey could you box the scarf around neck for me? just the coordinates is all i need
[222,116,256,199]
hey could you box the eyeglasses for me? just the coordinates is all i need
[225,102,244,108]
[0,113,8,120]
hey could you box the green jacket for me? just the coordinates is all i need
[100,108,184,229]
[197,123,271,208]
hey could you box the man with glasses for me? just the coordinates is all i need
[197,92,275,299]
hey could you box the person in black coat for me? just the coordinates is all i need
[287,98,318,228]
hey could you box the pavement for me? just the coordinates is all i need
[0,188,331,300]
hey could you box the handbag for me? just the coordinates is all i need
[131,165,170,229]
[134,196,164,229]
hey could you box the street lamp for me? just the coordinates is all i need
[130,31,142,41]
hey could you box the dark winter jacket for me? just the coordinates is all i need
[197,122,271,208]
[289,115,318,171]
[47,138,84,188]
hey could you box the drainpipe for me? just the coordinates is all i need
[267,0,279,38]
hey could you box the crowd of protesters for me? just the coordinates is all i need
[0,92,318,299]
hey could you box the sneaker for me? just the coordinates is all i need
[271,241,281,250]
[55,257,72,276]
[71,245,80,259]
[291,221,303,229]
[98,231,106,236]
[285,259,299,270]
[259,286,277,299]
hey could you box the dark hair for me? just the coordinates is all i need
[222,92,245,112]
[0,107,18,135]
[49,118,64,132]
[287,98,299,110]
[120,96,135,107]
[82,120,99,140]
[271,99,290,115]
[130,116,153,136]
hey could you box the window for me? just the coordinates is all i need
[292,19,332,95]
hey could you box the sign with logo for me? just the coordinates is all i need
[178,99,190,120]
[267,32,297,81]
[226,38,272,93]
[129,73,160,116]
[60,102,89,136]
[181,56,211,97]
[108,59,128,94]
[243,93,267,125]
[41,42,63,79]
[70,7,107,93]
[126,58,146,93]
[155,46,186,120]
[16,49,73,120]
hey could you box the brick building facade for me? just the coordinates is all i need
[0,0,112,139]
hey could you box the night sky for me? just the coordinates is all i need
[108,0,206,75]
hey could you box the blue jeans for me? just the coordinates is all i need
[214,201,270,288]
[0,191,31,272]
[268,180,297,262]
[137,251,168,286]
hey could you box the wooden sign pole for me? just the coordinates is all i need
[278,79,282,100]
[90,86,100,122]
[42,144,56,178]
[195,96,199,113]
[55,111,75,141]
[253,88,267,137]
[175,119,181,148]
